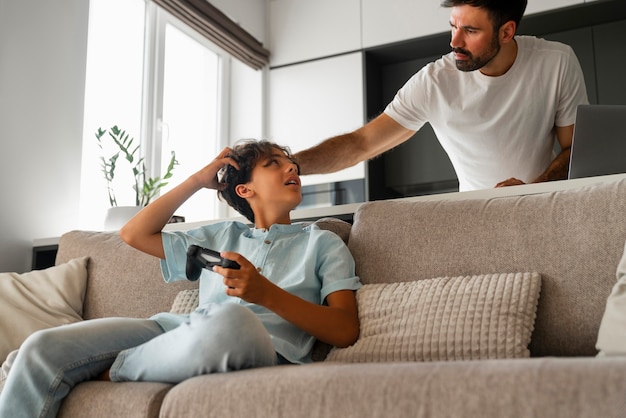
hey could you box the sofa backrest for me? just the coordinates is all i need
[55,231,197,320]
[348,178,626,357]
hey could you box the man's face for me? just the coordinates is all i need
[449,5,501,72]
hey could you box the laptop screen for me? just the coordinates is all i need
[568,104,626,180]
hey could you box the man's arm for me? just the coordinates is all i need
[495,124,574,187]
[295,113,415,175]
[532,124,574,183]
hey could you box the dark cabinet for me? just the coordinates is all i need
[593,19,626,105]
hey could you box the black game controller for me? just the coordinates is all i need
[186,245,241,281]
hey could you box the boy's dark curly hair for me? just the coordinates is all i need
[218,140,299,224]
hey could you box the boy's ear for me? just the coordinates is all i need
[235,184,253,198]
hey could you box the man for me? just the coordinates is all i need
[295,0,588,191]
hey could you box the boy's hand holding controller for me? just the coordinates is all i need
[186,245,240,281]
[215,251,281,306]
[186,246,279,305]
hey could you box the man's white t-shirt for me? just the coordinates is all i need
[384,36,589,191]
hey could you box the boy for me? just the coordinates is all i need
[0,140,361,418]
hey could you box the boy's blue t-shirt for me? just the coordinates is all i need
[159,221,361,364]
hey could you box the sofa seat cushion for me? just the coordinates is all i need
[0,257,88,362]
[326,272,541,362]
[58,381,173,418]
[158,358,626,418]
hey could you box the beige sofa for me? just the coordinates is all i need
[14,178,626,417]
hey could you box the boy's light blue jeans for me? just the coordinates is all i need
[0,303,277,418]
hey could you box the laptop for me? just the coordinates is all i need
[568,104,626,180]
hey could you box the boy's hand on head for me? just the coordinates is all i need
[193,147,239,191]
[213,251,277,305]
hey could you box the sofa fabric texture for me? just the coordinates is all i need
[4,179,625,417]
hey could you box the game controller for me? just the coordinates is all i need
[186,244,241,281]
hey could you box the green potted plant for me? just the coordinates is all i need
[96,125,178,228]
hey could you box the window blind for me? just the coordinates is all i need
[153,0,270,70]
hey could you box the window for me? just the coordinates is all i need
[80,0,255,229]
[79,0,145,229]
[146,8,227,222]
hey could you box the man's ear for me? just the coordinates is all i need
[235,184,253,198]
[500,20,516,43]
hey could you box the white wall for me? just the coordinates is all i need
[0,0,89,272]
[210,0,266,44]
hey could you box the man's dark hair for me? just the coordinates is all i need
[218,140,298,224]
[441,0,527,30]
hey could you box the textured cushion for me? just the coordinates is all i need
[596,241,626,356]
[326,272,541,362]
[170,289,199,314]
[0,257,88,362]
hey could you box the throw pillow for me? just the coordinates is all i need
[326,272,542,362]
[596,242,626,356]
[0,257,89,362]
[170,288,199,314]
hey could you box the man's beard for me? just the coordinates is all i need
[453,33,501,72]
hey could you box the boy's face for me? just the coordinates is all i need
[241,148,302,212]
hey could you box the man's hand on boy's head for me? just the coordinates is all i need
[194,147,240,191]
[213,251,277,305]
